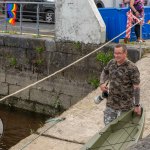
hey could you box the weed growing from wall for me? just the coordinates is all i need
[35,47,45,64]
[96,51,113,66]
[9,56,17,67]
[52,94,64,114]
[73,41,82,49]
[35,47,44,54]
[36,59,44,65]
[88,51,113,89]
[88,77,99,89]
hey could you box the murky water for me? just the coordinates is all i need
[0,104,49,150]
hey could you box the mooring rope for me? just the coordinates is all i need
[0,20,142,103]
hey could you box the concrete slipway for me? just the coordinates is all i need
[10,41,150,150]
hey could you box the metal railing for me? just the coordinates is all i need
[0,1,55,37]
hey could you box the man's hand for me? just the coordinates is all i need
[134,106,141,116]
[100,83,108,92]
[135,11,140,18]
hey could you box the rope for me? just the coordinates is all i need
[0,20,142,103]
[19,118,65,150]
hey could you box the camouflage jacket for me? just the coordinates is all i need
[103,59,140,110]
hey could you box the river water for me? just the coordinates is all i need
[0,104,48,150]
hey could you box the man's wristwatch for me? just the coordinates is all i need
[135,104,140,107]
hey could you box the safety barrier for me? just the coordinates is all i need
[99,7,150,42]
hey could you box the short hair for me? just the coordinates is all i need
[114,44,127,53]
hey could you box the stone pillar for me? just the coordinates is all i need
[55,0,106,44]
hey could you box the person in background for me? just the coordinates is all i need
[130,0,145,42]
[123,0,130,7]
[147,0,150,5]
[100,44,141,125]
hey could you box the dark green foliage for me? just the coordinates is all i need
[88,77,99,89]
[96,51,113,66]
[35,47,44,53]
[9,57,17,66]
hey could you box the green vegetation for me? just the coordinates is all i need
[9,56,17,66]
[9,30,18,34]
[88,51,113,89]
[32,35,42,38]
[88,77,99,89]
[120,41,146,45]
[36,59,44,65]
[73,41,82,49]
[34,47,45,66]
[53,98,61,110]
[35,47,45,53]
[96,51,113,66]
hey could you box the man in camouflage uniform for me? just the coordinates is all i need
[100,44,141,125]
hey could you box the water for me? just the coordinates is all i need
[0,104,49,150]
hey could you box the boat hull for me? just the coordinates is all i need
[81,108,145,150]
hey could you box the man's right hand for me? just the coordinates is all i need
[135,11,140,17]
[100,83,108,92]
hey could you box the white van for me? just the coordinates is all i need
[94,0,123,8]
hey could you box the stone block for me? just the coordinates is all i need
[59,94,72,109]
[6,71,38,86]
[3,35,21,48]
[70,96,82,106]
[0,82,8,95]
[0,70,5,82]
[29,88,55,105]
[9,84,29,100]
[45,39,56,52]
[0,38,4,46]
[35,79,54,92]
[127,47,142,63]
[53,78,93,97]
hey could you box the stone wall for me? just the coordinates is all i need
[0,34,103,115]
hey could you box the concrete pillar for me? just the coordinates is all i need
[55,0,106,44]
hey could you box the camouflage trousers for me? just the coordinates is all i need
[104,107,127,126]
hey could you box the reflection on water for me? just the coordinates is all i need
[0,104,48,150]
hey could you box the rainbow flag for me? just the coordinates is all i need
[147,20,150,24]
[6,3,17,25]
[6,18,16,25]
